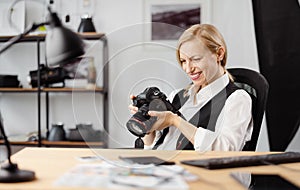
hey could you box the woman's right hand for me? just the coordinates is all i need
[128,94,156,146]
[128,95,138,114]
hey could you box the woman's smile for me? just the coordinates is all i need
[189,71,202,81]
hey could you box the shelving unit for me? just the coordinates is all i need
[0,33,108,148]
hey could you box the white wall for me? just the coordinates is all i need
[0,0,272,151]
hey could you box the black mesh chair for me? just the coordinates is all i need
[228,68,269,151]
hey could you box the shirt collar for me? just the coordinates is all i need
[188,72,230,104]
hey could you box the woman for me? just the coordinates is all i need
[129,24,253,151]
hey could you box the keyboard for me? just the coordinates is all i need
[181,152,300,169]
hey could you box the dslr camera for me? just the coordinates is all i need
[126,87,180,137]
[28,64,67,87]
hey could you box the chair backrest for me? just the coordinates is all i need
[227,68,269,151]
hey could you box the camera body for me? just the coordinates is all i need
[28,64,67,87]
[126,87,180,137]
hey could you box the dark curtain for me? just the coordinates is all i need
[252,0,300,151]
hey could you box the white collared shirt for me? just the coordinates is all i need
[146,73,253,151]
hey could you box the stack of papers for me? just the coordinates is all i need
[54,160,198,189]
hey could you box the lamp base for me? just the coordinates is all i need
[0,163,35,183]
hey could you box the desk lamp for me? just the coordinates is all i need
[0,113,35,182]
[0,7,84,182]
[46,8,84,66]
[0,7,85,66]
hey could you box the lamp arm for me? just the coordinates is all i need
[0,115,12,165]
[0,22,48,55]
[0,112,35,182]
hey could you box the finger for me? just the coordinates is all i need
[128,105,138,112]
[130,110,137,114]
[130,95,136,100]
[148,111,161,117]
[128,104,137,110]
[149,111,169,124]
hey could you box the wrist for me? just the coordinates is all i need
[143,131,156,145]
[172,113,182,127]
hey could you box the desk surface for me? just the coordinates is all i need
[3,148,300,189]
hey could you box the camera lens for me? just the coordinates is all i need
[126,114,158,137]
[126,119,146,137]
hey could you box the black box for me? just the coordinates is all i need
[0,75,20,87]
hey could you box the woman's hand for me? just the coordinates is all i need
[128,95,156,145]
[148,110,179,131]
[128,95,179,146]
[128,95,138,114]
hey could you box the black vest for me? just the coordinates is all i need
[153,82,239,150]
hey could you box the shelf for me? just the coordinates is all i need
[0,32,106,42]
[0,140,39,146]
[0,87,106,93]
[0,34,46,42]
[0,140,105,148]
[0,88,38,93]
[42,140,105,147]
[43,87,105,93]
[78,32,106,40]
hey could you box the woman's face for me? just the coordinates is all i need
[179,39,224,90]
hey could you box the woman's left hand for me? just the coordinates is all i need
[148,111,177,131]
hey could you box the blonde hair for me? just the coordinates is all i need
[176,24,234,84]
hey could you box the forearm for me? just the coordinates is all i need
[146,111,198,146]
[172,114,197,145]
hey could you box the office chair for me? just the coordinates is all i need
[228,68,269,151]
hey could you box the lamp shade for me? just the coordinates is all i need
[46,13,85,66]
[77,15,96,33]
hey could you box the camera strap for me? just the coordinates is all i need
[152,89,189,150]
